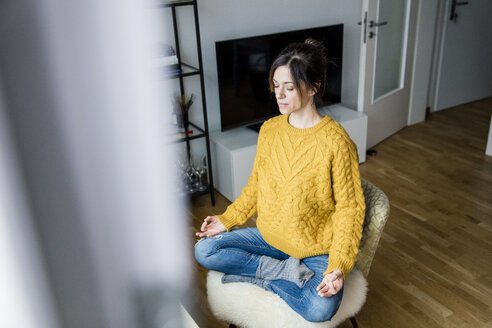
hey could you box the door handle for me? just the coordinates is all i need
[450,0,469,20]
[358,14,382,42]
[360,11,368,43]
[369,20,388,28]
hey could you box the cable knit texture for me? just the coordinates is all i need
[217,114,365,279]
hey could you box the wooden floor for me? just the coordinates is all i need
[184,97,492,328]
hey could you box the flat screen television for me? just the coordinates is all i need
[216,24,343,132]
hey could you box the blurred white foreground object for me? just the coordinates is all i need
[0,0,188,327]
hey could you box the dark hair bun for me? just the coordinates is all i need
[304,38,325,52]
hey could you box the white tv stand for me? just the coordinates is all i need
[210,104,367,201]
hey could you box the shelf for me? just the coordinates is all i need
[178,182,211,200]
[162,63,201,80]
[160,0,215,205]
[169,122,206,144]
[156,0,195,8]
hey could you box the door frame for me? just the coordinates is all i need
[428,0,450,113]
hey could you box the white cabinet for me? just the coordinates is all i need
[210,129,258,202]
[318,104,368,163]
[211,105,367,202]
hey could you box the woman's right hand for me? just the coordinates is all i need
[195,216,226,238]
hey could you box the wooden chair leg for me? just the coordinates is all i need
[349,316,359,328]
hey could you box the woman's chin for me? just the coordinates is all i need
[278,107,289,115]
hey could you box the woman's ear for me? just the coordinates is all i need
[309,82,321,97]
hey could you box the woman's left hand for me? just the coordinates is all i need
[316,270,343,297]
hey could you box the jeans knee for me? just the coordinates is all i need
[302,295,340,322]
[194,239,210,267]
[194,237,222,269]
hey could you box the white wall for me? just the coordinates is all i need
[169,0,363,133]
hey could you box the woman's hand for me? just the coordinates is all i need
[316,269,343,297]
[195,216,226,238]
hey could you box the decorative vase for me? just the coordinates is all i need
[176,112,189,129]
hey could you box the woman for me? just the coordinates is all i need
[194,39,365,322]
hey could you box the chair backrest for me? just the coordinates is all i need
[355,179,390,277]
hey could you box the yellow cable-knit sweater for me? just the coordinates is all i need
[217,114,365,279]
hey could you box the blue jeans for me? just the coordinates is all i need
[194,227,343,322]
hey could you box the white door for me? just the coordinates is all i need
[432,0,492,112]
[358,0,419,148]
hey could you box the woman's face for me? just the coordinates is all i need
[272,65,313,115]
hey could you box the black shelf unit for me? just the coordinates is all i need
[162,63,200,79]
[160,0,215,205]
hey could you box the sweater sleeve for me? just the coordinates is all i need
[324,136,365,280]
[216,127,265,231]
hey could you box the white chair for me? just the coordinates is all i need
[206,179,390,328]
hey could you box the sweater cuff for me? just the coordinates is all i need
[216,214,236,232]
[324,255,355,280]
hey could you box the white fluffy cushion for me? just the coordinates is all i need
[207,269,368,328]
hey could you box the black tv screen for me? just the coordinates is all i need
[216,24,343,132]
